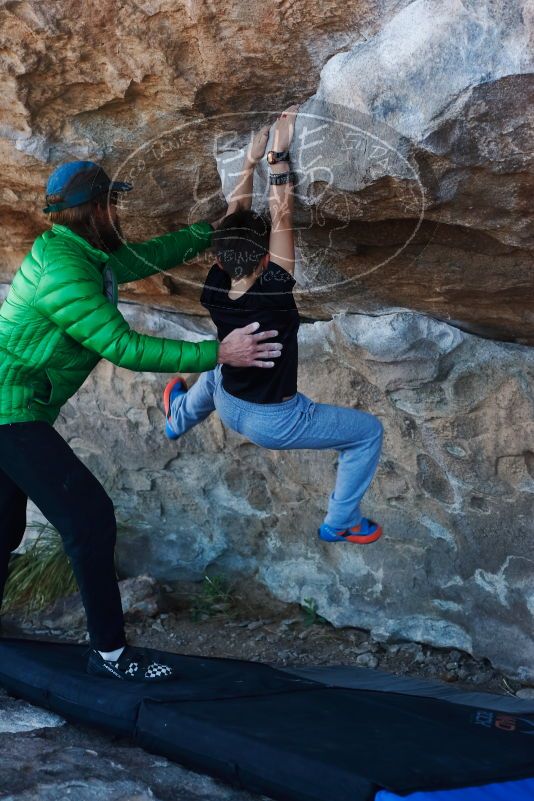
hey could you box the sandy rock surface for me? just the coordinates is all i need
[1,0,532,340]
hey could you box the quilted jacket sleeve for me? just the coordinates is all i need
[33,256,218,373]
[107,221,213,284]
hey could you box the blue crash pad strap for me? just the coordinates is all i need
[376,776,534,801]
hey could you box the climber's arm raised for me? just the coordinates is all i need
[268,106,298,276]
[218,126,270,219]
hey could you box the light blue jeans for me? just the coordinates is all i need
[169,366,383,531]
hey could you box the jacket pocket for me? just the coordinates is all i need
[31,370,61,407]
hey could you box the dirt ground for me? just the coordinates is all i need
[121,584,522,697]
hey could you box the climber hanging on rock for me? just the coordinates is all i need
[0,160,283,682]
[164,105,384,544]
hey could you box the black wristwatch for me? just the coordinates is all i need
[266,150,290,165]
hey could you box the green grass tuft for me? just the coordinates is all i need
[3,524,77,616]
[190,574,237,622]
[300,597,329,627]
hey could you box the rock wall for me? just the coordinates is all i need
[1,0,533,340]
[53,303,534,681]
[1,0,533,677]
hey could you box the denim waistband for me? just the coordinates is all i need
[217,383,299,414]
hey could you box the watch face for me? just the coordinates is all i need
[267,151,276,165]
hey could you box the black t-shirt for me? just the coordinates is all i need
[200,261,300,403]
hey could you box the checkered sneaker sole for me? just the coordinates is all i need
[145,662,173,679]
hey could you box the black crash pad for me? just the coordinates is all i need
[0,638,533,801]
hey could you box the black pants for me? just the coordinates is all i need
[0,421,125,651]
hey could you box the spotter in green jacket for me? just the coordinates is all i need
[0,221,219,426]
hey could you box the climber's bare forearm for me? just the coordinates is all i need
[224,125,270,218]
[268,163,295,275]
[267,106,297,274]
[225,157,255,216]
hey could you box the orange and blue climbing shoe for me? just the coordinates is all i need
[318,518,383,544]
[163,376,188,440]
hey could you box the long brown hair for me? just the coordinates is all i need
[47,194,122,252]
[48,198,98,226]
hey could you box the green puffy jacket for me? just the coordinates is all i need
[0,221,219,426]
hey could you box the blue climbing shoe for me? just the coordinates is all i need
[163,376,187,440]
[318,518,383,544]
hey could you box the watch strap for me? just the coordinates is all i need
[269,170,297,185]
[267,150,290,164]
